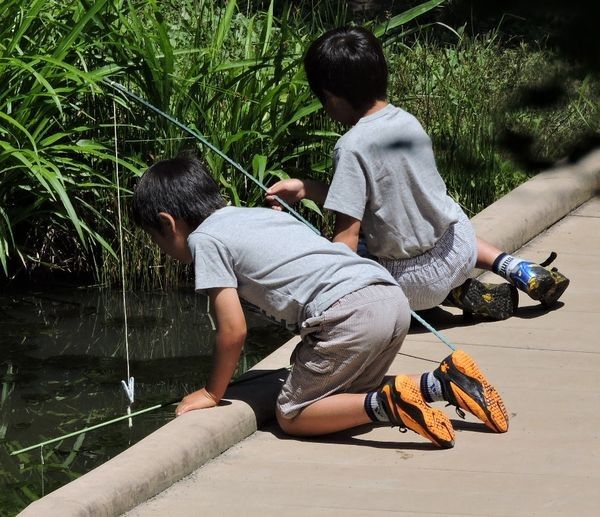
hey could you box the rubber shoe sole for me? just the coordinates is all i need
[434,350,509,433]
[540,268,570,307]
[380,375,455,448]
[510,263,555,301]
[449,279,518,320]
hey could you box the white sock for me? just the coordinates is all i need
[365,392,390,422]
[494,253,526,280]
[421,372,444,402]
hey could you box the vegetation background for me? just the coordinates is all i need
[1,0,598,289]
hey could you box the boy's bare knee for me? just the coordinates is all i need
[276,409,298,435]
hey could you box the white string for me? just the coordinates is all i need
[112,100,134,422]
[40,445,44,496]
[206,296,216,331]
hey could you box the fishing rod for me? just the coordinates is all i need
[11,78,458,457]
[10,399,179,456]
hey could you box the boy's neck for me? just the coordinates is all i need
[354,100,389,124]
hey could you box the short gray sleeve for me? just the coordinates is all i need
[324,148,367,221]
[191,233,238,292]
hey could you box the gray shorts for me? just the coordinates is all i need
[277,283,410,419]
[378,211,477,310]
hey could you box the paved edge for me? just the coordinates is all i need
[471,150,600,272]
[18,150,600,517]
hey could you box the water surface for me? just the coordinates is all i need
[0,288,292,515]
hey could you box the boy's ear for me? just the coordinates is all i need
[158,212,177,236]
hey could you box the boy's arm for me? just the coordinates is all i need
[332,212,361,253]
[176,287,247,416]
[265,178,329,208]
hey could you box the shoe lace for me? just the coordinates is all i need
[540,251,557,267]
[445,402,466,419]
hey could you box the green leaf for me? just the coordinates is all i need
[373,0,446,38]
[261,1,274,57]
[252,154,268,184]
[301,199,323,217]
[215,0,237,54]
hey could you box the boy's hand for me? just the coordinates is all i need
[266,178,329,208]
[176,388,218,416]
[265,179,307,210]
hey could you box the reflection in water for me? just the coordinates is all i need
[0,288,292,514]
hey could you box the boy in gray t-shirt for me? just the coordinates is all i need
[131,153,509,447]
[266,26,569,319]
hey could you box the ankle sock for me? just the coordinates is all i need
[364,392,390,422]
[420,372,444,403]
[492,252,527,280]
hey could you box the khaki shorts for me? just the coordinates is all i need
[277,283,410,419]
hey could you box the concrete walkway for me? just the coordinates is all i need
[126,198,600,516]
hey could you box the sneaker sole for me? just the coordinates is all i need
[540,269,570,307]
[442,350,509,433]
[381,376,455,448]
[460,279,518,320]
[518,265,555,301]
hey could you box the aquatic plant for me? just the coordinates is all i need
[0,0,139,278]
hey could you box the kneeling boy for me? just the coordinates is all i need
[131,153,509,447]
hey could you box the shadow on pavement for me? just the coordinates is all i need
[409,302,565,333]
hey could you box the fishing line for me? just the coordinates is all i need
[112,99,135,424]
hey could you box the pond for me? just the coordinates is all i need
[0,288,292,515]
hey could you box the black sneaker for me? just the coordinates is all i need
[433,350,509,433]
[447,278,518,320]
[540,267,570,307]
[379,375,455,448]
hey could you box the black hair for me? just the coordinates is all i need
[131,152,226,233]
[304,26,388,111]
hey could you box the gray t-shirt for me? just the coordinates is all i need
[324,104,464,260]
[188,206,396,330]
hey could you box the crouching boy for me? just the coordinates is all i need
[131,152,508,448]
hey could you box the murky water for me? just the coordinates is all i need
[0,288,292,515]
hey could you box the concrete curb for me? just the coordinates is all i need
[471,150,600,266]
[18,151,600,516]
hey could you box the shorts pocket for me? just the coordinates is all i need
[294,341,335,375]
[300,313,325,335]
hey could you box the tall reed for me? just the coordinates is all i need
[0,0,139,279]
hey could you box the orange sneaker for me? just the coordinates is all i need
[434,350,509,433]
[379,375,455,448]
